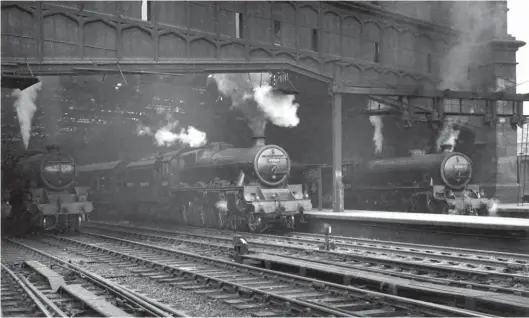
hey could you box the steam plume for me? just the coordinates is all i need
[366,99,387,155]
[215,199,228,212]
[439,2,498,91]
[436,119,461,152]
[138,122,207,148]
[253,86,300,128]
[369,115,383,154]
[155,125,207,147]
[12,81,43,149]
[210,73,300,136]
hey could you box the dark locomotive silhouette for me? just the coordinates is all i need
[341,144,494,215]
[76,136,312,232]
[1,145,93,236]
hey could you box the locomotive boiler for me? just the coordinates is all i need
[77,137,312,232]
[2,145,93,236]
[343,145,494,215]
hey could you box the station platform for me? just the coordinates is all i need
[495,203,529,218]
[301,210,529,254]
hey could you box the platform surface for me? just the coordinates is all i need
[306,210,529,230]
[496,203,529,212]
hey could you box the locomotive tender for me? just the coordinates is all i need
[2,146,93,236]
[77,137,312,232]
[342,145,494,215]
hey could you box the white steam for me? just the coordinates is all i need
[137,125,152,136]
[155,125,207,147]
[210,73,300,136]
[253,85,300,128]
[436,119,461,152]
[369,115,383,154]
[12,81,43,149]
[215,199,228,212]
[138,122,207,148]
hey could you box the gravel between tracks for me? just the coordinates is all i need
[17,237,252,317]
[81,263,250,317]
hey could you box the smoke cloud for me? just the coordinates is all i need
[369,115,384,154]
[12,80,43,149]
[435,2,498,153]
[253,86,300,128]
[210,73,300,136]
[439,2,498,91]
[436,118,462,152]
[138,121,207,148]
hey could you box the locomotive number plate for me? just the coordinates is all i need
[44,164,74,172]
[267,158,281,163]
[454,164,466,170]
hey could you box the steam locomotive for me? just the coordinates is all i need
[76,137,312,232]
[342,145,495,215]
[1,146,93,236]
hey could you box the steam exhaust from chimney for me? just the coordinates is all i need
[252,135,266,147]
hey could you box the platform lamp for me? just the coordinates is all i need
[1,75,40,90]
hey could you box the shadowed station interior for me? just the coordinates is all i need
[4,2,529,317]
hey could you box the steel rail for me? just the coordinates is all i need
[92,221,529,266]
[86,222,529,290]
[50,231,488,317]
[289,232,529,263]
[5,239,188,317]
[82,224,529,300]
[1,264,68,318]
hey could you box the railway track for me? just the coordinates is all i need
[86,221,529,297]
[1,239,187,317]
[1,264,66,317]
[30,231,487,317]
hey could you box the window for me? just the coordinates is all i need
[374,42,380,63]
[141,0,152,21]
[311,29,318,52]
[274,20,281,45]
[235,12,243,39]
[427,53,432,73]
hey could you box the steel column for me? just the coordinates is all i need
[332,93,344,212]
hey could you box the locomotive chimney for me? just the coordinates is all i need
[409,149,425,156]
[440,144,453,153]
[252,135,266,147]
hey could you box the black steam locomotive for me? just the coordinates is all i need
[76,137,312,232]
[2,146,93,236]
[342,145,494,215]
